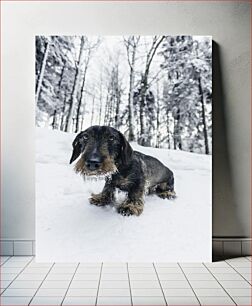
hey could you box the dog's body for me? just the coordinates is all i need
[70,125,176,216]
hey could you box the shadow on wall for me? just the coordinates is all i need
[212,41,245,258]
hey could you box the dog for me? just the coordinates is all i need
[70,125,176,216]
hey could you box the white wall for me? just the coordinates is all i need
[1,1,250,240]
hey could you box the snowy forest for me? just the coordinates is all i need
[36,35,212,154]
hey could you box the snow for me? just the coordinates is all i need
[36,128,212,262]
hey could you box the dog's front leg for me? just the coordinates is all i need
[89,179,115,206]
[117,186,144,216]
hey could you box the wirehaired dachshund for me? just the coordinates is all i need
[70,125,176,216]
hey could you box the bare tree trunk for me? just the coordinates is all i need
[138,36,165,146]
[90,96,95,126]
[156,82,160,148]
[125,36,139,141]
[198,76,209,154]
[75,53,90,133]
[65,36,85,132]
[35,40,50,104]
[60,92,67,131]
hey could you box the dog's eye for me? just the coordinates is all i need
[82,134,89,141]
[109,136,114,141]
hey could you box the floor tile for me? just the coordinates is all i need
[155,267,182,274]
[1,274,18,281]
[128,267,155,274]
[232,296,252,305]
[198,296,235,305]
[0,296,32,305]
[99,281,129,288]
[163,288,195,296]
[70,280,99,288]
[160,280,190,288]
[16,273,46,281]
[130,280,160,289]
[180,263,205,267]
[158,273,186,281]
[132,296,166,305]
[62,296,96,305]
[194,288,228,296]
[128,263,153,267]
[74,273,100,281]
[0,280,13,288]
[77,267,101,274]
[165,296,200,305]
[228,261,252,268]
[40,280,71,288]
[101,273,128,281]
[182,273,214,281]
[242,273,252,283]
[154,262,179,267]
[225,288,252,296]
[2,288,37,297]
[98,288,130,296]
[131,288,163,297]
[208,267,236,274]
[35,288,67,296]
[8,280,42,289]
[102,267,128,274]
[1,267,23,274]
[226,257,249,263]
[235,267,252,274]
[46,273,73,281]
[97,296,131,305]
[214,273,245,281]
[219,280,252,288]
[101,263,125,267]
[22,267,50,274]
[205,261,230,267]
[2,262,27,268]
[30,296,63,305]
[189,280,221,288]
[8,256,32,262]
[67,288,97,296]
[182,267,209,274]
[50,267,77,274]
[27,262,53,268]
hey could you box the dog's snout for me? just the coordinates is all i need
[85,154,102,171]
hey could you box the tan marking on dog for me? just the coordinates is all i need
[74,155,117,176]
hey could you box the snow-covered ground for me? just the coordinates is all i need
[36,128,212,262]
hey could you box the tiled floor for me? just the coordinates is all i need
[0,256,251,305]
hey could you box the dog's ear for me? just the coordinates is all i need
[70,132,84,164]
[119,132,133,165]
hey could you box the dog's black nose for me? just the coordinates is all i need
[85,158,102,171]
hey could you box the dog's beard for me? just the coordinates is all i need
[74,157,118,180]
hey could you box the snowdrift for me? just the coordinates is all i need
[36,128,212,262]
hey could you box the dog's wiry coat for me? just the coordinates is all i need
[70,125,176,216]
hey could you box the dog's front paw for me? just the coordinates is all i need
[117,201,144,216]
[89,193,111,206]
[157,190,176,200]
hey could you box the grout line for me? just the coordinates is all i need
[177,263,202,306]
[126,263,133,306]
[95,262,103,306]
[0,255,12,266]
[0,256,34,296]
[202,263,238,305]
[153,262,168,306]
[225,260,252,286]
[60,262,80,306]
[28,262,55,305]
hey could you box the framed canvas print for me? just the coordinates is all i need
[36,35,212,262]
